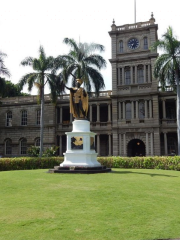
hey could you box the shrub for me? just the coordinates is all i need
[1,156,180,172]
[27,146,59,157]
[0,157,64,171]
[43,146,59,157]
[27,146,40,157]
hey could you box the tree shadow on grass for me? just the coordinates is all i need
[111,170,178,178]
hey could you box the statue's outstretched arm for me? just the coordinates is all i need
[65,85,76,93]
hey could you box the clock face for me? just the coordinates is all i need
[128,38,139,50]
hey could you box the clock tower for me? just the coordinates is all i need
[109,14,160,157]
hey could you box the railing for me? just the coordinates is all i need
[1,90,112,105]
[1,94,52,104]
[158,86,175,92]
[116,21,151,31]
[160,119,177,124]
[58,90,112,100]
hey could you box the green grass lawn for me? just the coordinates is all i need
[0,169,180,240]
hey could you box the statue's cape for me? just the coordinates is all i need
[70,87,88,118]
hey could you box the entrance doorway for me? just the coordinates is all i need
[127,139,145,157]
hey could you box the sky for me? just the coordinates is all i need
[1,0,180,94]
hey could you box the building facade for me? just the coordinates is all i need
[0,15,177,157]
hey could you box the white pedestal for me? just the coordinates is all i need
[60,120,101,167]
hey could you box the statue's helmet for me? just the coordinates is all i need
[76,79,83,85]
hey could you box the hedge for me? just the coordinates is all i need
[0,157,64,171]
[1,156,180,171]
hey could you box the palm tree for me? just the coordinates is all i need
[0,51,11,96]
[19,46,62,157]
[151,26,180,155]
[55,38,106,95]
[0,51,11,78]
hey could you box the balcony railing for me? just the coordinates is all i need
[116,21,151,31]
[160,119,177,124]
[158,86,175,92]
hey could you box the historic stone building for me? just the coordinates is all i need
[0,14,177,157]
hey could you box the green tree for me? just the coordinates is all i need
[1,80,29,97]
[151,26,180,155]
[0,51,11,96]
[55,38,106,95]
[19,46,61,157]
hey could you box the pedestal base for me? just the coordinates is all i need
[49,119,111,174]
[48,166,111,174]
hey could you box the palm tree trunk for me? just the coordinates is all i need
[176,74,180,155]
[40,87,44,157]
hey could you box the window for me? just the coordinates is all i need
[119,40,123,53]
[139,101,145,119]
[20,138,27,154]
[144,37,148,50]
[5,139,12,155]
[37,110,41,125]
[126,103,131,119]
[6,111,12,127]
[35,138,40,147]
[21,110,27,126]
[167,137,177,155]
[125,67,131,85]
[137,65,144,83]
[166,102,176,119]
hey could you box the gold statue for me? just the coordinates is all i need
[65,79,88,119]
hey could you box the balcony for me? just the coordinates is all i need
[160,119,177,126]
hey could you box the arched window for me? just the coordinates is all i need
[119,40,123,53]
[126,102,131,119]
[6,111,12,127]
[144,37,148,50]
[36,110,41,125]
[137,65,144,83]
[20,138,27,154]
[21,110,27,126]
[5,139,12,155]
[125,67,131,85]
[139,101,145,119]
[35,138,40,147]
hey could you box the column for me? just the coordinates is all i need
[149,100,152,118]
[108,104,111,122]
[144,65,146,83]
[146,133,149,156]
[123,133,126,156]
[118,68,121,85]
[118,102,121,119]
[135,65,137,84]
[70,113,72,123]
[136,101,138,119]
[123,102,125,119]
[59,135,62,156]
[122,67,125,85]
[162,99,166,119]
[131,101,134,119]
[60,107,62,124]
[97,104,100,122]
[145,100,148,118]
[90,105,92,122]
[164,132,168,155]
[151,132,154,156]
[108,134,111,156]
[148,65,151,82]
[97,134,100,155]
[119,134,122,155]
[130,66,133,84]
